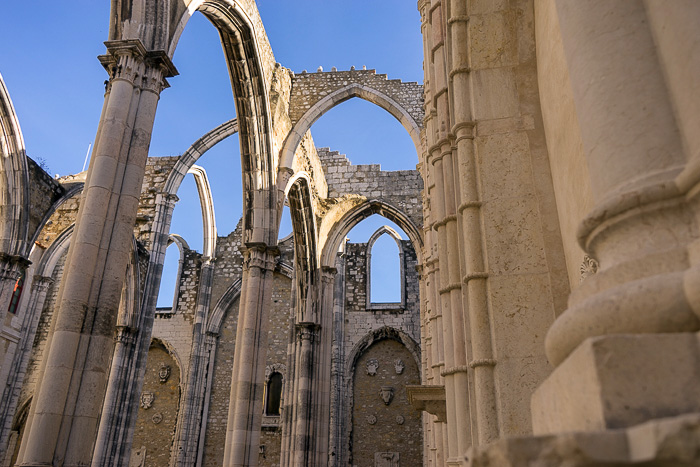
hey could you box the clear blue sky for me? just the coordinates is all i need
[0,1,423,304]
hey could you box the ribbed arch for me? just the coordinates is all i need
[279,83,422,174]
[320,200,422,268]
[0,73,30,258]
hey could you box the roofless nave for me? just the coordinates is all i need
[0,1,699,466]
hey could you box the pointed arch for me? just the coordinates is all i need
[0,72,30,258]
[285,173,319,322]
[279,83,422,173]
[320,200,422,268]
[366,225,405,309]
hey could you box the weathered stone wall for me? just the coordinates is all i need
[288,69,423,129]
[138,156,180,248]
[318,148,423,229]
[350,339,422,467]
[25,157,64,245]
[202,271,292,466]
[131,342,181,466]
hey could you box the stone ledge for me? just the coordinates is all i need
[406,385,446,422]
[466,413,700,466]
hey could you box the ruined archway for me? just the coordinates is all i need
[279,73,424,178]
[320,199,423,269]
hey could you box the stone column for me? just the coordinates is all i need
[0,275,51,460]
[174,260,215,465]
[446,0,500,448]
[15,39,176,466]
[291,322,320,467]
[223,244,278,466]
[92,191,179,466]
[313,266,336,466]
[328,255,346,466]
[533,1,700,434]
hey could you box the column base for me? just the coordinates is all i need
[466,412,700,466]
[532,333,700,434]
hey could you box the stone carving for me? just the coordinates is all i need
[366,414,377,425]
[151,412,163,424]
[396,415,405,425]
[394,359,405,374]
[366,359,379,376]
[140,392,154,409]
[580,255,599,282]
[380,386,394,405]
[158,364,171,383]
[374,451,399,467]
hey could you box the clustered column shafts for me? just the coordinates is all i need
[15,39,175,466]
[92,191,179,466]
[447,0,499,446]
[223,243,278,466]
[419,0,447,464]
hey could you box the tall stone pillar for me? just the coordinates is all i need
[15,39,176,466]
[533,1,700,434]
[291,322,320,467]
[223,243,278,467]
[328,255,346,466]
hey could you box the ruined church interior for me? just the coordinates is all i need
[0,1,699,466]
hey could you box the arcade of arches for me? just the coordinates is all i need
[1,1,700,466]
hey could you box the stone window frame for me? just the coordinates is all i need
[262,363,286,428]
[365,226,406,311]
[156,234,189,314]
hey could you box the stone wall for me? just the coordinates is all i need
[131,342,181,466]
[350,339,422,467]
[288,69,424,129]
[343,241,421,350]
[25,157,64,245]
[318,148,423,229]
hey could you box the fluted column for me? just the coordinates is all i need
[223,243,278,466]
[533,0,700,434]
[16,39,175,467]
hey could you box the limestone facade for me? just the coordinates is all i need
[0,0,698,466]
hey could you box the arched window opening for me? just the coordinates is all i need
[278,203,293,241]
[157,240,185,311]
[345,215,409,310]
[370,233,402,304]
[311,99,418,171]
[265,372,283,416]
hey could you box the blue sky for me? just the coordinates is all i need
[0,2,423,304]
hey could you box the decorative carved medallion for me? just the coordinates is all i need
[151,412,163,425]
[366,414,377,425]
[366,359,379,376]
[374,452,399,467]
[396,415,405,425]
[379,386,394,405]
[394,359,405,374]
[140,392,154,409]
[580,255,599,282]
[158,364,171,383]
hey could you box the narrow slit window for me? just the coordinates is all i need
[265,372,283,416]
[370,233,401,304]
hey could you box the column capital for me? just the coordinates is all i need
[99,39,178,94]
[295,322,320,343]
[243,242,279,271]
